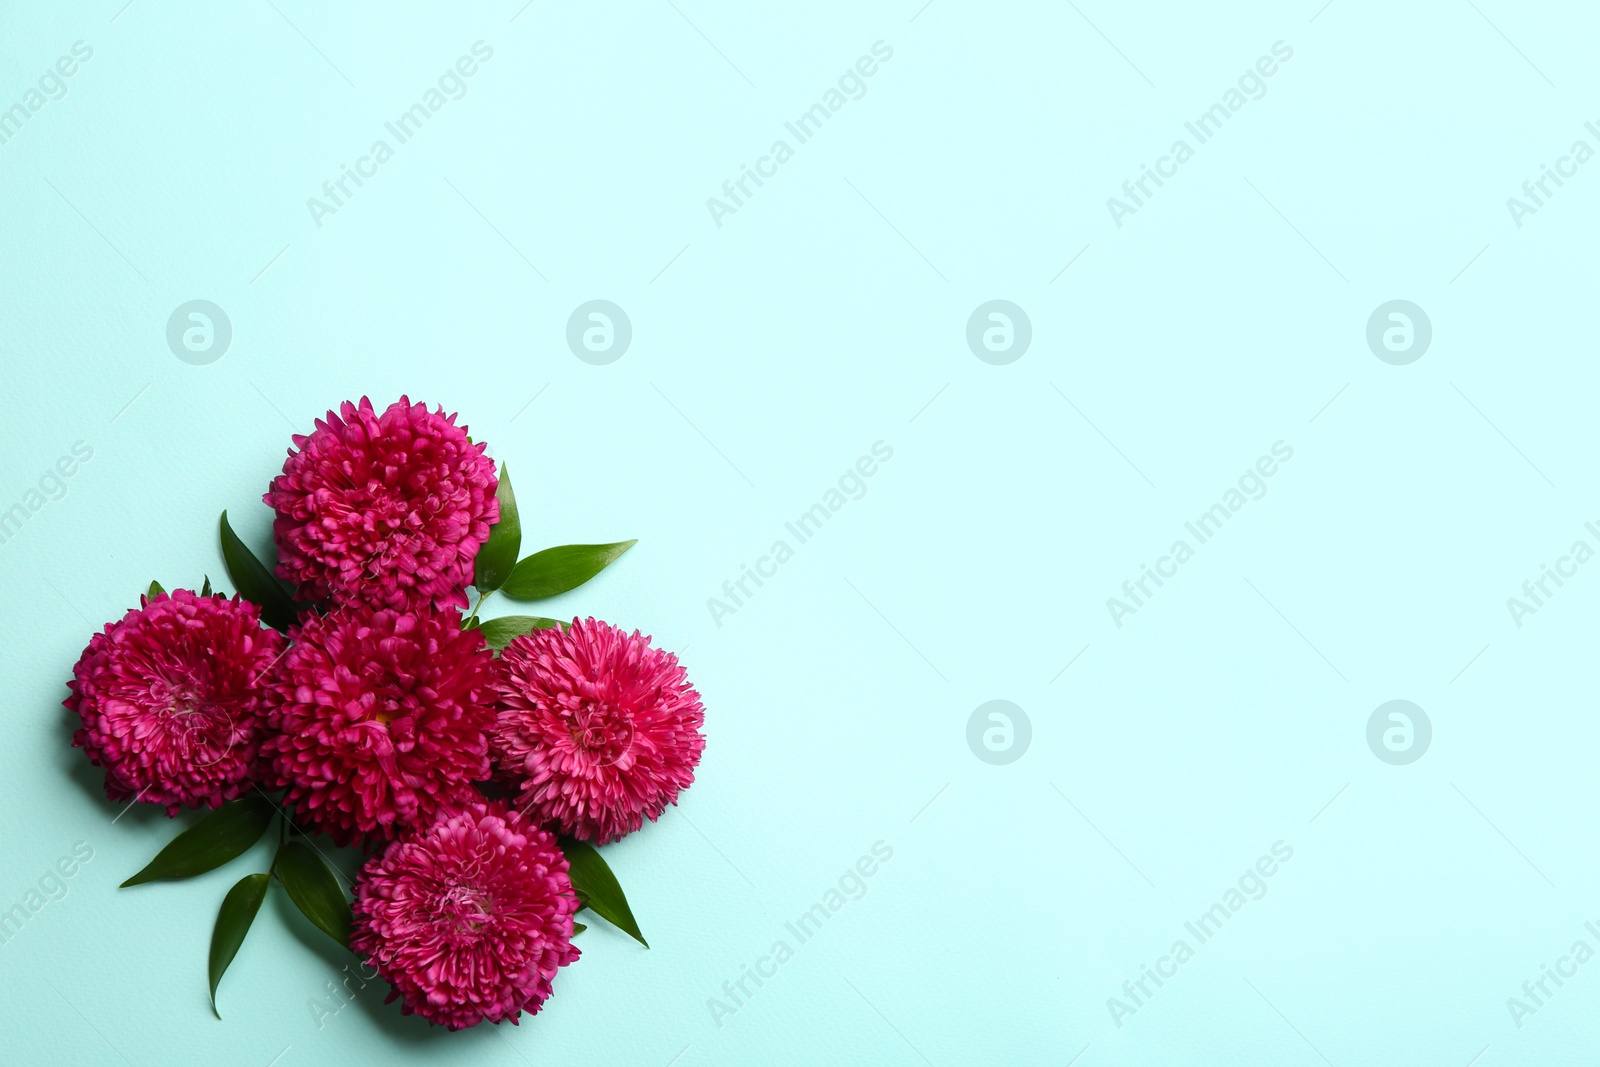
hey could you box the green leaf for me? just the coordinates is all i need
[147,580,165,599]
[121,793,276,887]
[499,541,637,601]
[477,615,563,651]
[560,838,647,947]
[200,575,212,598]
[474,464,521,594]
[209,872,270,1018]
[275,839,351,950]
[572,921,587,935]
[219,511,298,631]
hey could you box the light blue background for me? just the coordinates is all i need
[3,1,1598,1063]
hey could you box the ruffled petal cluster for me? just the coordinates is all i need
[262,603,496,845]
[65,589,284,815]
[62,394,709,1033]
[491,618,705,844]
[264,396,497,612]
[351,799,581,1030]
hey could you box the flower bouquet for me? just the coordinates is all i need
[64,397,705,1029]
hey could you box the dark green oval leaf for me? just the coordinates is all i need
[209,872,270,1018]
[121,793,276,887]
[478,615,563,651]
[147,580,165,599]
[219,511,298,632]
[276,839,351,950]
[560,838,647,947]
[474,464,521,594]
[500,541,637,601]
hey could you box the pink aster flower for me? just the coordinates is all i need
[262,603,496,846]
[351,799,581,1030]
[65,589,285,816]
[264,396,497,612]
[491,618,705,844]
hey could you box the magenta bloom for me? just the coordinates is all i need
[264,397,497,612]
[65,589,285,815]
[352,799,581,1030]
[262,603,496,846]
[491,618,705,844]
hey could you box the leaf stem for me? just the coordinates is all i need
[270,814,288,878]
[464,589,488,629]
